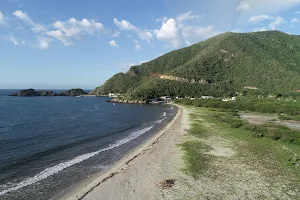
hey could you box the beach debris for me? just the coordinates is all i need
[158,179,176,189]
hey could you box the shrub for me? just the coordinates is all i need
[242,124,267,138]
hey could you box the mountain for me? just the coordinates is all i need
[90,31,300,100]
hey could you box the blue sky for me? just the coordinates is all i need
[1,0,300,89]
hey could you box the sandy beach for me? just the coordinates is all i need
[60,105,189,200]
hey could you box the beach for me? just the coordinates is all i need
[60,105,188,200]
[0,96,177,200]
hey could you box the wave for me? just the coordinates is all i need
[94,105,99,110]
[0,125,137,172]
[155,117,167,124]
[0,125,154,196]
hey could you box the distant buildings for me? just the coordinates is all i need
[160,96,172,102]
[243,86,258,90]
[222,97,236,102]
[149,96,172,103]
[108,93,121,98]
[201,96,214,99]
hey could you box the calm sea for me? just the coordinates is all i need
[0,89,177,199]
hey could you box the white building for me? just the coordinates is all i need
[201,96,214,99]
[108,93,121,98]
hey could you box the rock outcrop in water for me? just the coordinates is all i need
[10,88,87,97]
[10,89,57,96]
[58,89,87,96]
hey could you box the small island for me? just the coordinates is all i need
[10,88,87,97]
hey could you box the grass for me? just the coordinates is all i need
[177,98,300,117]
[179,112,213,178]
[279,114,300,121]
[179,106,300,181]
[179,141,211,178]
[210,109,300,145]
[202,108,300,176]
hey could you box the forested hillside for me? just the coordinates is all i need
[90,31,300,100]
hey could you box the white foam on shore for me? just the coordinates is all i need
[155,117,167,124]
[0,125,154,196]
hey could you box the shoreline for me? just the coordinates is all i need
[58,104,183,200]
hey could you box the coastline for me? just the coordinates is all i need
[58,104,186,200]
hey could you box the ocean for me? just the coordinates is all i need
[0,89,177,199]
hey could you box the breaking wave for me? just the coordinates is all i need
[0,125,154,196]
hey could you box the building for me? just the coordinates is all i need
[222,97,236,102]
[201,96,214,99]
[108,93,121,98]
[159,96,172,102]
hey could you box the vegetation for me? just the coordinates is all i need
[179,114,212,178]
[176,98,300,117]
[181,107,300,181]
[91,31,300,99]
[210,111,300,145]
[180,141,211,178]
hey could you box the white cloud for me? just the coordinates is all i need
[249,15,271,23]
[32,24,48,33]
[0,11,7,25]
[237,0,300,13]
[113,18,137,31]
[154,17,222,48]
[182,25,222,44]
[116,62,136,70]
[134,44,141,51]
[114,18,153,43]
[13,10,47,33]
[8,35,21,45]
[154,18,185,48]
[269,16,285,30]
[13,10,34,25]
[37,37,53,49]
[48,18,105,45]
[253,27,267,32]
[249,15,285,30]
[53,18,104,38]
[291,18,300,23]
[46,30,72,45]
[138,31,152,43]
[237,1,250,11]
[155,16,168,22]
[176,11,200,22]
[109,40,118,47]
[111,31,120,37]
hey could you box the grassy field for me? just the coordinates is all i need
[178,106,300,199]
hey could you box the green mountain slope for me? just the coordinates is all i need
[90,31,300,99]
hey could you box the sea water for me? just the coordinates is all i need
[0,90,177,199]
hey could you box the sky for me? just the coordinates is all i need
[1,0,300,89]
